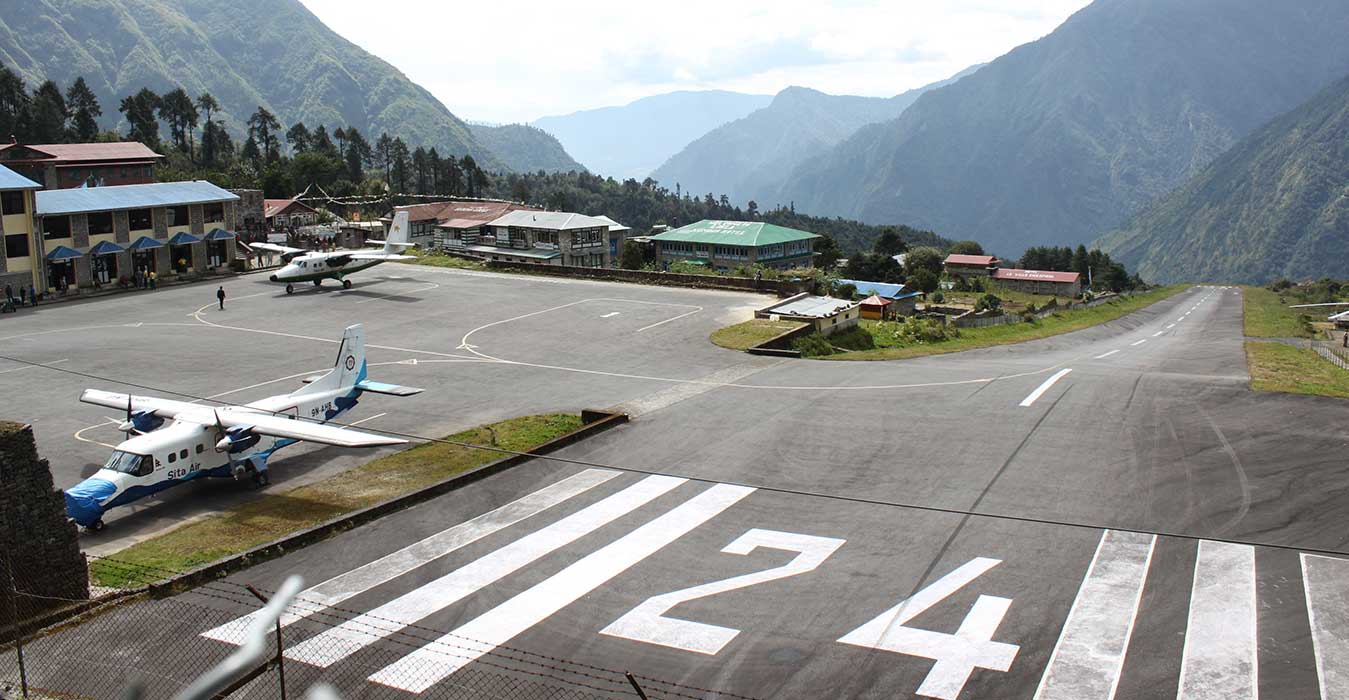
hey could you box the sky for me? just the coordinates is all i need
[299,0,1093,125]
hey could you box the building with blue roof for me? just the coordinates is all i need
[4,177,242,292]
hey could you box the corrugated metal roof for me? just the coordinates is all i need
[0,163,41,191]
[944,254,997,266]
[593,214,631,232]
[651,220,819,247]
[392,199,533,224]
[488,210,613,230]
[992,268,1081,283]
[0,142,162,162]
[766,295,857,318]
[264,198,316,218]
[36,181,239,216]
[860,295,892,307]
[838,279,912,299]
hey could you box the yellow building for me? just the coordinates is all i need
[0,164,43,294]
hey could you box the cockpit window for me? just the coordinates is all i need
[104,450,153,477]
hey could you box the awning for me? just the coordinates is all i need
[204,228,235,241]
[167,232,202,245]
[88,240,125,255]
[127,236,164,251]
[46,245,84,262]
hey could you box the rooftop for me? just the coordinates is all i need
[593,214,631,233]
[944,254,998,266]
[264,198,317,218]
[488,210,613,230]
[392,199,531,224]
[765,294,858,319]
[0,163,41,191]
[992,268,1081,284]
[36,181,239,216]
[0,141,163,163]
[651,220,819,247]
[837,279,922,300]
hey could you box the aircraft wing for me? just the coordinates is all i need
[349,252,416,261]
[203,409,406,448]
[249,242,308,255]
[80,389,200,419]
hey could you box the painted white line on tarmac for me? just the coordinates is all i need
[1034,530,1156,700]
[1177,540,1257,700]
[368,483,756,692]
[285,474,687,667]
[600,312,621,318]
[73,418,121,449]
[1094,350,1121,360]
[1131,339,1148,347]
[353,282,440,304]
[637,307,703,332]
[1167,324,1177,330]
[202,468,621,645]
[1019,369,1072,407]
[1301,553,1349,700]
[0,357,67,375]
[347,412,386,426]
[1153,331,1165,337]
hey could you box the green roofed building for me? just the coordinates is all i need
[650,220,819,272]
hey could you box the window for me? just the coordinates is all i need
[179,449,188,459]
[1,190,25,215]
[43,215,71,240]
[196,444,204,454]
[169,205,190,227]
[4,234,29,258]
[88,211,114,235]
[168,452,176,464]
[129,208,152,231]
[203,202,224,223]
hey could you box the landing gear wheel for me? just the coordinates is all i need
[251,470,270,488]
[312,279,323,287]
[87,519,105,533]
[342,279,352,289]
[285,284,294,294]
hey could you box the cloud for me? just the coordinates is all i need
[299,0,1092,123]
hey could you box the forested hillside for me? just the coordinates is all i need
[1098,73,1349,284]
[0,0,504,168]
[468,124,586,174]
[776,0,1349,256]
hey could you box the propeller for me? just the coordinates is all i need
[213,408,230,452]
[117,394,136,433]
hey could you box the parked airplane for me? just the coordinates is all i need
[65,324,421,531]
[252,211,416,294]
[1291,301,1349,327]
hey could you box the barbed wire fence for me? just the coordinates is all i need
[1,556,757,700]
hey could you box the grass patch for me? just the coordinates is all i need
[1246,342,1349,399]
[406,248,487,271]
[90,414,584,587]
[1243,285,1315,338]
[710,319,806,351]
[822,285,1188,361]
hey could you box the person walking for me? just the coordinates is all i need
[4,283,12,305]
[216,286,226,310]
[149,270,156,289]
[18,286,26,305]
[28,283,36,306]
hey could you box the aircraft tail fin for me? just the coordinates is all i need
[295,324,366,396]
[384,211,411,254]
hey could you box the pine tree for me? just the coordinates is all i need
[196,92,220,165]
[390,137,411,192]
[158,88,198,154]
[246,107,281,162]
[119,88,161,150]
[286,122,311,154]
[29,80,68,143]
[65,77,101,142]
[0,65,29,141]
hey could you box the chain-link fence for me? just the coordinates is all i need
[1,556,758,700]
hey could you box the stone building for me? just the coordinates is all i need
[447,210,619,267]
[0,141,163,189]
[650,220,819,272]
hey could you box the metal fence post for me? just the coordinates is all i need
[623,672,650,700]
[244,585,286,700]
[1,555,28,700]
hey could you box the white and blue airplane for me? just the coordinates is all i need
[65,324,421,531]
[253,211,416,294]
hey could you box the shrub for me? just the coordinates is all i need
[975,294,1003,312]
[793,333,836,357]
[931,291,945,304]
[970,277,985,292]
[909,269,940,294]
[834,282,858,299]
[874,316,959,345]
[829,326,875,351]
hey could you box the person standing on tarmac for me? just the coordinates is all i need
[216,286,226,310]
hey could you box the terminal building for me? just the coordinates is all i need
[0,163,240,294]
[991,267,1083,297]
[650,220,819,272]
[0,141,163,189]
[387,199,536,249]
[943,254,1000,279]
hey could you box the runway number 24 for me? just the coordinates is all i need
[600,530,1019,700]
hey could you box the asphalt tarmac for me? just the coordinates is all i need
[4,269,1349,699]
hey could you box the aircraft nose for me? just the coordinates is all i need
[64,477,115,527]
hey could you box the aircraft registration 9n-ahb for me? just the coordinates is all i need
[65,324,421,531]
[251,211,416,294]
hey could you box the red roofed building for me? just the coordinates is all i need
[991,268,1082,296]
[858,294,893,320]
[263,198,319,229]
[383,199,539,248]
[0,141,163,189]
[943,254,999,279]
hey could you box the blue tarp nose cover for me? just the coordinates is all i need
[65,478,116,526]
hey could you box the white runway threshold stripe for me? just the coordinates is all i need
[202,468,621,646]
[1034,529,1156,700]
[1302,554,1349,700]
[368,483,757,693]
[1177,541,1257,700]
[1020,369,1072,407]
[284,474,688,667]
[1094,350,1121,360]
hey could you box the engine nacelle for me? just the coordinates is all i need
[118,410,164,434]
[216,425,260,453]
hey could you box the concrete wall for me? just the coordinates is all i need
[0,422,88,630]
[484,260,803,295]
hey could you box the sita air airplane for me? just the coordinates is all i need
[252,211,416,294]
[65,324,421,531]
